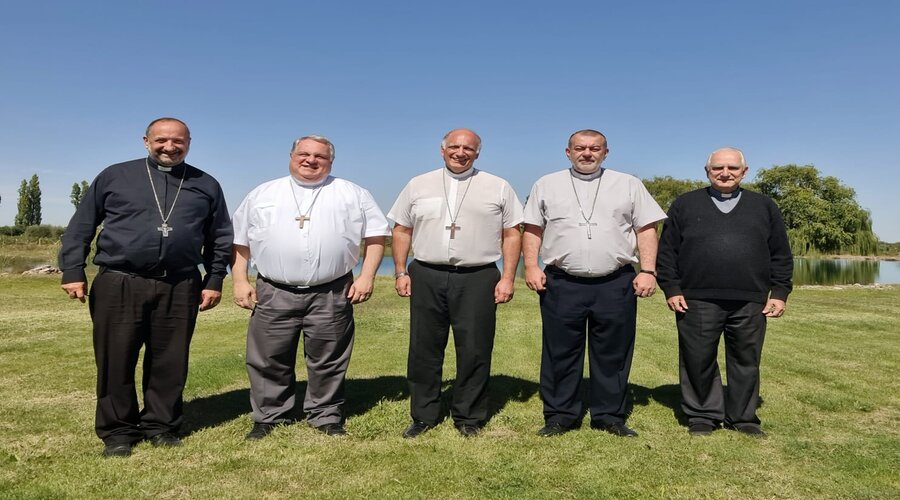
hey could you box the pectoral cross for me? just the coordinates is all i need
[445,222,461,239]
[158,223,173,237]
[295,215,310,229]
[579,221,598,239]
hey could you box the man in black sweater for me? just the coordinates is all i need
[59,118,233,457]
[657,147,792,437]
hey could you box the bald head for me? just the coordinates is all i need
[705,147,748,193]
[441,128,481,173]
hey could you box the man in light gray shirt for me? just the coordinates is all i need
[389,128,523,438]
[523,129,666,438]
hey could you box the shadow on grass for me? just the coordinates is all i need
[182,374,539,433]
[630,383,684,425]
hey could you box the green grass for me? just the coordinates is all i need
[0,275,897,499]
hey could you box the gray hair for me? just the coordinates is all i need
[291,135,335,160]
[706,147,747,169]
[441,129,482,154]
[568,129,607,149]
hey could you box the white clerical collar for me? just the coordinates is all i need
[570,167,603,181]
[291,175,331,188]
[709,186,741,200]
[445,167,476,180]
[147,157,175,173]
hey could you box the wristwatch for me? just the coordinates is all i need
[639,269,657,277]
[394,271,409,279]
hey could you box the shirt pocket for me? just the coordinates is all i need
[413,197,444,221]
[248,204,277,240]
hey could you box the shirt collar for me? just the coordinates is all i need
[445,167,476,180]
[291,175,331,188]
[708,186,742,200]
[569,167,603,181]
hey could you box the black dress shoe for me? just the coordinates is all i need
[316,423,347,436]
[245,423,277,441]
[456,424,481,437]
[148,432,183,447]
[537,422,571,437]
[688,423,716,436]
[102,443,133,457]
[402,420,433,439]
[592,421,638,437]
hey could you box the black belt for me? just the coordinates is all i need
[259,273,351,293]
[544,264,634,283]
[415,260,496,273]
[101,266,195,279]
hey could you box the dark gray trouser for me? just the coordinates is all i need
[407,260,500,427]
[246,275,354,427]
[676,299,767,428]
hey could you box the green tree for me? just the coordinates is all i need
[15,175,42,227]
[642,176,707,213]
[70,180,89,208]
[754,165,877,255]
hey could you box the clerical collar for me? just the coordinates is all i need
[708,186,742,200]
[146,157,183,173]
[445,167,476,180]
[570,167,604,181]
[291,175,331,188]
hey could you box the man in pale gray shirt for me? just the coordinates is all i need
[389,128,523,438]
[523,129,666,438]
[232,135,389,440]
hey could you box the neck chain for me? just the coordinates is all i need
[146,159,186,238]
[441,170,474,240]
[569,169,602,239]
[289,179,324,229]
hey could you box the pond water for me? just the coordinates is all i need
[353,257,900,285]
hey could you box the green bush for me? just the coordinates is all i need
[0,225,25,236]
[23,224,66,240]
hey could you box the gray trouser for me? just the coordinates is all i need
[246,274,354,426]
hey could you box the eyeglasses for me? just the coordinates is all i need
[707,165,744,173]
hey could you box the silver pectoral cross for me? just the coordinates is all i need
[446,222,461,239]
[579,221,598,239]
[158,223,173,237]
[295,215,310,229]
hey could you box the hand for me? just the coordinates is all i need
[632,272,657,298]
[524,267,546,293]
[348,275,374,304]
[232,280,257,310]
[62,282,87,303]
[667,295,688,313]
[763,299,786,318]
[494,277,515,304]
[199,289,222,311]
[395,275,411,297]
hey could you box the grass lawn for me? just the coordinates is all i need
[0,275,897,499]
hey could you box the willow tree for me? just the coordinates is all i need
[753,165,877,256]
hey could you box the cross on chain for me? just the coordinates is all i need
[295,215,310,229]
[445,222,461,239]
[158,223,173,237]
[579,221,598,239]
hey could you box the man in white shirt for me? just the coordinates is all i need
[523,129,666,438]
[388,128,524,438]
[232,135,389,439]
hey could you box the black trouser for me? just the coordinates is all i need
[407,260,500,427]
[676,299,766,428]
[89,268,200,445]
[539,266,637,427]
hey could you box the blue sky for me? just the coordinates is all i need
[2,1,898,241]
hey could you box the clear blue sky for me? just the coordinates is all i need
[2,1,898,241]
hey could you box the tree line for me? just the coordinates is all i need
[2,166,888,254]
